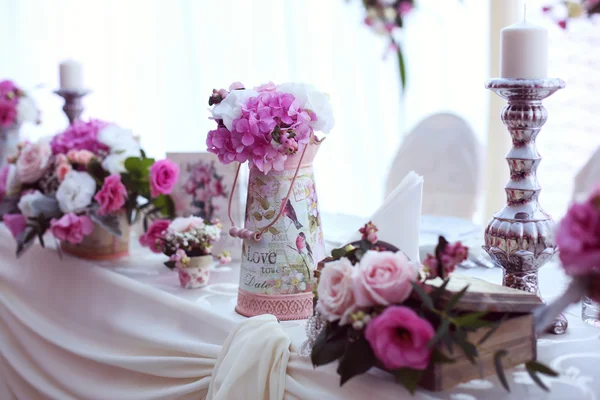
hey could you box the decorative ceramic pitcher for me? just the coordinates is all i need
[230,142,325,320]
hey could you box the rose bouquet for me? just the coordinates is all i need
[206,81,334,174]
[140,217,221,288]
[534,184,600,330]
[308,223,556,394]
[0,80,39,128]
[543,1,600,29]
[0,119,179,258]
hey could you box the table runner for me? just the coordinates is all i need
[1,225,600,399]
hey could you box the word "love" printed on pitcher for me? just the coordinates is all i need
[246,246,277,265]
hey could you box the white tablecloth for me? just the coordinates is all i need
[1,217,599,400]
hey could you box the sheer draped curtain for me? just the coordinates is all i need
[0,0,489,219]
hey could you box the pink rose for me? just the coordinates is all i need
[353,250,417,307]
[149,159,180,197]
[3,213,27,239]
[94,174,128,216]
[67,149,95,165]
[365,306,435,371]
[315,258,356,324]
[139,219,170,253]
[556,201,600,276]
[50,213,94,244]
[16,141,52,183]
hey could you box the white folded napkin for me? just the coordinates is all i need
[346,171,423,262]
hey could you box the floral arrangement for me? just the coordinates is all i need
[310,223,556,394]
[535,184,600,328]
[183,160,227,221]
[206,82,334,174]
[140,216,221,269]
[543,1,600,29]
[0,119,179,256]
[0,80,39,128]
[354,0,415,89]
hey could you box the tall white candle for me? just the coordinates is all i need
[500,20,548,79]
[59,60,84,90]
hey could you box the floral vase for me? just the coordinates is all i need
[235,143,325,320]
[177,255,213,289]
[61,214,130,260]
[0,123,21,167]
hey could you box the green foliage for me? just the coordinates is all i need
[525,361,559,392]
[336,334,377,386]
[494,350,510,392]
[393,368,423,395]
[311,322,349,367]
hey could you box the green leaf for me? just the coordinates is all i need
[124,157,142,174]
[253,212,263,221]
[336,335,377,386]
[0,196,20,217]
[392,368,423,395]
[430,349,455,364]
[430,278,451,303]
[152,195,176,218]
[478,313,509,345]
[259,197,270,210]
[525,361,558,377]
[396,46,407,92]
[411,281,434,310]
[453,311,490,329]
[494,350,510,392]
[87,158,109,183]
[311,323,347,367]
[16,226,38,258]
[164,260,176,270]
[427,319,449,348]
[331,247,347,260]
[443,285,470,312]
[454,330,478,365]
[268,227,280,235]
[263,209,275,220]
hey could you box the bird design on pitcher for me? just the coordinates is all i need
[296,232,313,263]
[283,199,303,230]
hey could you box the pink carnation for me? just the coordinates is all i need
[67,149,95,166]
[3,213,27,239]
[50,119,110,155]
[365,306,435,371]
[94,174,128,216]
[557,200,600,276]
[149,159,180,197]
[50,213,94,244]
[0,80,18,95]
[139,219,170,253]
[353,250,417,307]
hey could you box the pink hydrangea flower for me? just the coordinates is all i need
[149,159,180,197]
[0,80,18,96]
[365,306,435,370]
[94,174,128,216]
[50,119,110,155]
[3,213,27,239]
[557,198,600,276]
[139,219,170,253]
[50,213,94,244]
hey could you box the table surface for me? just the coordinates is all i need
[2,214,600,400]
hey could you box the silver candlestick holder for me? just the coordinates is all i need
[484,78,567,335]
[54,89,90,125]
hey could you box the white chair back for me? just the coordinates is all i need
[385,113,482,220]
[573,146,600,202]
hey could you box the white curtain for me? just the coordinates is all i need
[0,0,488,219]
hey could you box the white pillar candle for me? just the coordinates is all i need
[500,20,548,79]
[59,60,84,90]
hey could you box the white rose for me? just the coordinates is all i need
[168,216,205,233]
[18,190,46,218]
[97,125,141,154]
[278,83,335,133]
[16,95,39,124]
[56,170,96,213]
[101,149,140,175]
[211,89,258,131]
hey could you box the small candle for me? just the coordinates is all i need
[59,60,84,90]
[500,20,548,79]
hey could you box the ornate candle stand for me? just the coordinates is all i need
[54,89,90,125]
[484,78,567,334]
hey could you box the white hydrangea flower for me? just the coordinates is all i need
[56,170,96,213]
[278,82,335,133]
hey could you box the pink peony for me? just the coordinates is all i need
[15,141,52,183]
[0,98,17,127]
[365,306,435,371]
[315,257,356,324]
[149,159,180,197]
[50,119,110,155]
[353,250,417,307]
[94,174,127,216]
[67,149,95,165]
[3,213,27,239]
[556,200,600,276]
[139,219,170,253]
[50,213,94,244]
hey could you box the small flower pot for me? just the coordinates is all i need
[60,214,130,261]
[177,255,213,289]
